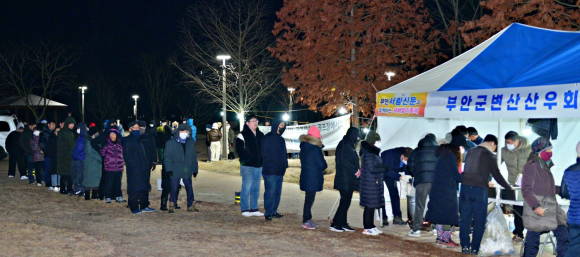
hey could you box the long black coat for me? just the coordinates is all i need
[122,133,150,193]
[261,120,288,176]
[299,135,327,192]
[408,137,438,186]
[57,117,76,176]
[425,145,462,225]
[359,141,385,209]
[140,132,157,165]
[5,130,23,156]
[334,127,360,192]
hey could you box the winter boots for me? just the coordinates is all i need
[160,196,168,211]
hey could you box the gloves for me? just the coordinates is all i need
[193,173,197,178]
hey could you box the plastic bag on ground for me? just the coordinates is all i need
[478,206,517,256]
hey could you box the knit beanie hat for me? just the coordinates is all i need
[365,131,381,145]
[531,137,552,154]
[109,126,120,137]
[576,140,580,157]
[88,126,99,136]
[307,126,321,139]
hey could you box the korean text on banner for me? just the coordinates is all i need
[259,115,351,153]
[375,92,429,117]
[425,84,580,119]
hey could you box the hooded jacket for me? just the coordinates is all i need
[425,145,463,226]
[299,134,327,192]
[334,127,360,191]
[359,140,385,209]
[19,126,34,155]
[164,130,198,179]
[187,118,197,142]
[91,119,114,153]
[72,123,87,161]
[261,119,288,176]
[501,136,532,184]
[83,133,103,188]
[236,123,264,168]
[100,135,124,172]
[408,136,438,186]
[57,117,77,175]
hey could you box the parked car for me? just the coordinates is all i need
[0,114,19,155]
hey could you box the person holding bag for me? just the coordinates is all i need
[521,137,568,257]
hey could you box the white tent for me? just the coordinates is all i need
[376,23,580,185]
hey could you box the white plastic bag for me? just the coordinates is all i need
[478,206,517,256]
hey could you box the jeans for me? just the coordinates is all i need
[170,178,194,208]
[8,154,26,177]
[382,178,402,218]
[51,174,60,187]
[303,191,316,223]
[240,166,262,212]
[524,225,568,257]
[566,224,580,257]
[332,189,354,227]
[363,207,375,229]
[43,157,51,187]
[263,175,283,216]
[71,160,85,192]
[33,161,44,184]
[459,185,488,251]
[26,154,34,183]
[413,183,431,231]
[128,190,149,211]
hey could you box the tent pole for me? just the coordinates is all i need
[497,119,503,168]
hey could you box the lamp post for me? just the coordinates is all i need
[217,54,231,161]
[79,85,87,122]
[287,87,295,122]
[385,71,396,81]
[132,95,139,121]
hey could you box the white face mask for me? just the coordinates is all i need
[460,146,466,155]
[506,144,516,151]
[149,124,154,127]
[179,132,188,140]
[374,141,381,147]
[401,160,407,165]
[33,131,40,136]
[77,129,81,134]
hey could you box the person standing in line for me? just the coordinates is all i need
[205,124,212,162]
[467,127,483,145]
[92,119,115,200]
[235,114,265,217]
[460,135,511,255]
[407,134,438,237]
[83,126,102,200]
[30,124,45,186]
[561,140,580,257]
[100,127,124,203]
[359,132,385,236]
[425,129,465,248]
[522,137,568,257]
[71,122,87,196]
[139,121,157,175]
[380,144,413,226]
[261,120,288,221]
[164,124,199,213]
[187,118,197,142]
[155,120,171,164]
[123,121,155,214]
[40,121,56,190]
[19,122,36,184]
[207,123,222,162]
[330,127,360,232]
[57,116,76,195]
[50,127,61,192]
[299,126,328,230]
[227,122,235,160]
[501,131,531,243]
[6,123,26,179]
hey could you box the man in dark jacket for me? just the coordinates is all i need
[562,140,580,257]
[139,120,157,170]
[6,125,26,178]
[330,127,360,232]
[123,121,155,214]
[71,122,88,196]
[236,114,264,217]
[19,122,36,184]
[407,134,438,237]
[380,145,413,226]
[467,127,483,145]
[460,135,511,255]
[261,119,288,221]
[57,117,77,194]
[164,123,199,213]
[39,121,56,189]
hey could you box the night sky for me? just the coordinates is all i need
[0,0,286,124]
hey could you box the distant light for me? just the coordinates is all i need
[287,87,295,93]
[216,55,231,60]
[385,71,396,81]
[132,95,139,100]
[363,128,370,133]
[523,128,532,136]
[79,86,87,90]
[237,112,244,120]
[282,113,289,121]
[220,111,224,116]
[338,107,347,115]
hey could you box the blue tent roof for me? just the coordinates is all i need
[439,23,580,91]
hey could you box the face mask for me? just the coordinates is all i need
[278,127,286,135]
[130,130,141,137]
[149,124,154,127]
[77,129,81,134]
[401,160,408,165]
[460,146,465,155]
[179,132,188,140]
[140,128,146,135]
[374,141,381,147]
[506,144,516,151]
[33,131,40,136]
[540,151,553,162]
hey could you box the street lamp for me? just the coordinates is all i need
[79,85,87,122]
[132,95,139,121]
[217,54,231,160]
[385,71,396,81]
[339,107,347,115]
[287,87,295,122]
[282,113,290,121]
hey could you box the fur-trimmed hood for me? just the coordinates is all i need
[300,134,322,148]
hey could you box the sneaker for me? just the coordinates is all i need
[116,197,127,203]
[20,175,28,180]
[440,240,459,248]
[131,209,142,214]
[169,205,175,213]
[342,225,355,232]
[272,213,284,218]
[393,216,406,225]
[462,247,470,254]
[141,207,156,213]
[373,227,383,234]
[302,220,317,230]
[362,228,380,236]
[432,229,437,236]
[106,198,112,203]
[308,220,318,228]
[250,211,264,217]
[407,230,421,237]
[265,215,272,221]
[53,187,60,192]
[187,205,199,212]
[48,187,53,190]
[77,191,85,197]
[329,225,344,232]
[382,220,389,227]
[471,249,478,255]
[8,175,14,178]
[242,211,253,217]
[512,235,524,243]
[37,183,42,186]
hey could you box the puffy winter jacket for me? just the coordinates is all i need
[562,158,580,225]
[501,136,532,184]
[30,135,44,162]
[207,129,222,142]
[100,137,124,172]
[236,124,264,168]
[187,118,197,142]
[334,127,360,191]
[359,141,385,209]
[425,145,462,226]
[299,134,327,192]
[72,123,87,161]
[261,120,288,176]
[408,137,438,186]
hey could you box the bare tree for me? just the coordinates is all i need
[85,76,132,127]
[0,42,77,122]
[171,0,282,131]
[430,0,483,57]
[176,94,216,129]
[138,54,173,120]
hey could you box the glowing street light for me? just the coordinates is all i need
[385,71,396,81]
[220,111,224,116]
[338,107,347,115]
[79,85,87,122]
[363,128,370,133]
[282,113,290,121]
[132,95,139,121]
